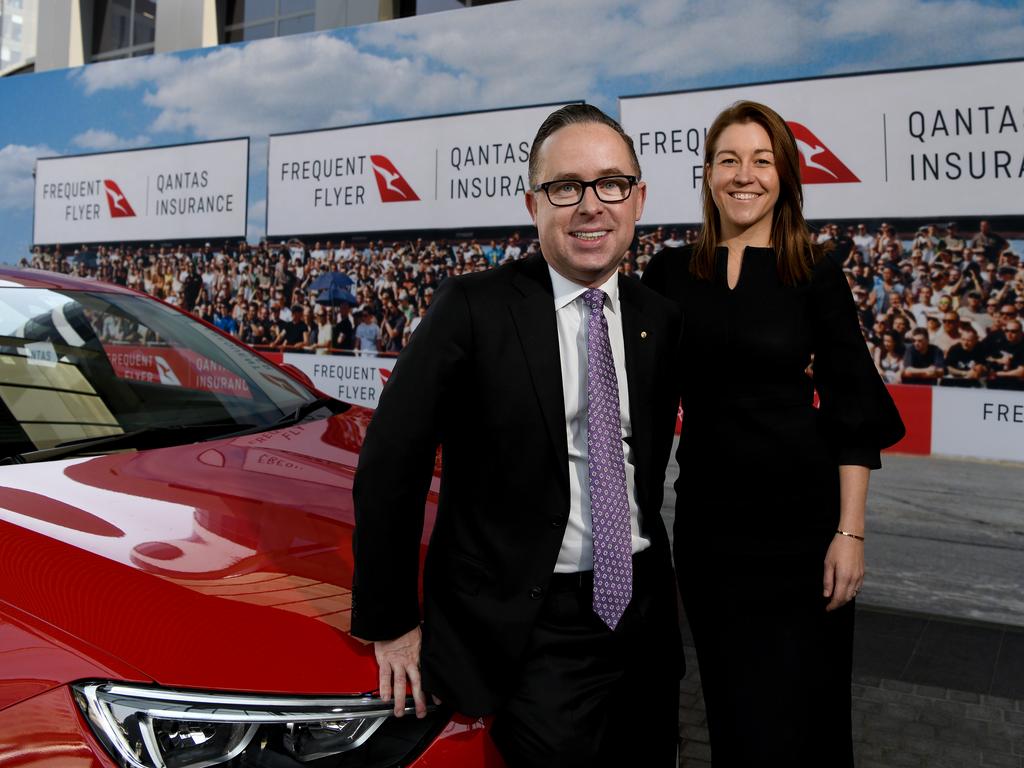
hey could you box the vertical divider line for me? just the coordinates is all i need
[883,113,889,183]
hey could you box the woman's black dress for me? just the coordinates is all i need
[642,245,904,766]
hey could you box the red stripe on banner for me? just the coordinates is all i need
[259,351,284,364]
[675,387,932,454]
[884,384,932,456]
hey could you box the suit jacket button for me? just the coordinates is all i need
[529,586,544,600]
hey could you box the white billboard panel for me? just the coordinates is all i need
[620,60,1024,224]
[33,139,249,245]
[931,387,1024,463]
[282,352,396,409]
[266,104,574,237]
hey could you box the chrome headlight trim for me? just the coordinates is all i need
[73,682,432,768]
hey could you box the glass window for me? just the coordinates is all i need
[280,0,315,14]
[228,0,276,25]
[413,0,467,13]
[224,0,316,44]
[135,0,157,44]
[0,287,323,459]
[91,0,157,61]
[241,21,275,40]
[93,0,133,55]
[278,13,314,36]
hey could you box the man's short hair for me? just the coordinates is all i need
[912,328,929,340]
[528,104,641,186]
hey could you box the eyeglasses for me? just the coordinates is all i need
[532,175,638,207]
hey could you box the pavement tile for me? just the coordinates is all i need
[994,632,1024,700]
[856,627,919,679]
[903,620,1002,692]
[966,703,1008,722]
[915,683,951,699]
[882,678,918,693]
[949,689,984,703]
[853,698,885,715]
[980,750,1020,767]
[680,741,711,761]
[918,702,957,727]
[987,694,1024,710]
[1005,710,1024,726]
[678,707,705,726]
[881,747,926,766]
[884,702,920,721]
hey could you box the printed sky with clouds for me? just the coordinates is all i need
[1,0,1022,263]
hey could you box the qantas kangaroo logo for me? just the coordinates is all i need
[785,122,860,184]
[369,155,420,202]
[103,180,137,217]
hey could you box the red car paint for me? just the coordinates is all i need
[0,267,499,766]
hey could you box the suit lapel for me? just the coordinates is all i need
[618,274,654,508]
[509,256,570,486]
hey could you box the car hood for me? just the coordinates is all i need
[0,408,434,696]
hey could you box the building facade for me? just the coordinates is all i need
[12,0,504,75]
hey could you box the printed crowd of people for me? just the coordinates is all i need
[25,235,533,357]
[830,220,1023,390]
[22,218,1024,388]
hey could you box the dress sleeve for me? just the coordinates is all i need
[810,256,906,468]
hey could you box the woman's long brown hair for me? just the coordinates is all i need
[691,100,823,285]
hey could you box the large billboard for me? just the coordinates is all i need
[33,139,249,245]
[266,103,574,237]
[620,59,1024,224]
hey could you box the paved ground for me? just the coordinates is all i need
[662,447,1024,766]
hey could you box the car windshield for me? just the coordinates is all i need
[0,286,319,459]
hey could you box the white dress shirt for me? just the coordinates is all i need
[548,265,650,573]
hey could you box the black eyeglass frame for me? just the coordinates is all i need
[531,175,639,207]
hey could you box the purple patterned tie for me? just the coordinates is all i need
[582,288,633,630]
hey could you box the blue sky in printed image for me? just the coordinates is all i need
[1,0,1023,263]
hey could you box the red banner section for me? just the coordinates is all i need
[105,344,252,399]
[884,385,932,456]
[673,385,931,454]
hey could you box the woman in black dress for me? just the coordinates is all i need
[643,101,904,765]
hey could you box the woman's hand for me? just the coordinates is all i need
[823,533,864,611]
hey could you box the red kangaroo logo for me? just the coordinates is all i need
[103,180,137,217]
[785,122,860,184]
[369,155,420,202]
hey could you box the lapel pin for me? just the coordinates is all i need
[640,331,648,339]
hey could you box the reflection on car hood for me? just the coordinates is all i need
[0,407,423,696]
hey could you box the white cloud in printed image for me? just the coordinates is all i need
[77,35,480,141]
[71,129,151,151]
[358,0,1024,97]
[0,144,55,211]
[65,0,1024,148]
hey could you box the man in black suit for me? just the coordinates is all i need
[352,105,682,767]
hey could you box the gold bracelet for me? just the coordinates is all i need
[836,529,865,542]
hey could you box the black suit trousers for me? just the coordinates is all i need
[490,551,681,768]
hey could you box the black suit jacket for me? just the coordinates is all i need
[352,253,682,715]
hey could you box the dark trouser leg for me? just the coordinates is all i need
[491,554,682,768]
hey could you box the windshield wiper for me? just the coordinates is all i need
[274,396,345,427]
[0,421,258,465]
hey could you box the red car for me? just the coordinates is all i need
[0,268,503,767]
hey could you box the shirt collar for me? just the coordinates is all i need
[547,263,620,313]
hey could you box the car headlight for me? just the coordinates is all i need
[72,682,445,768]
